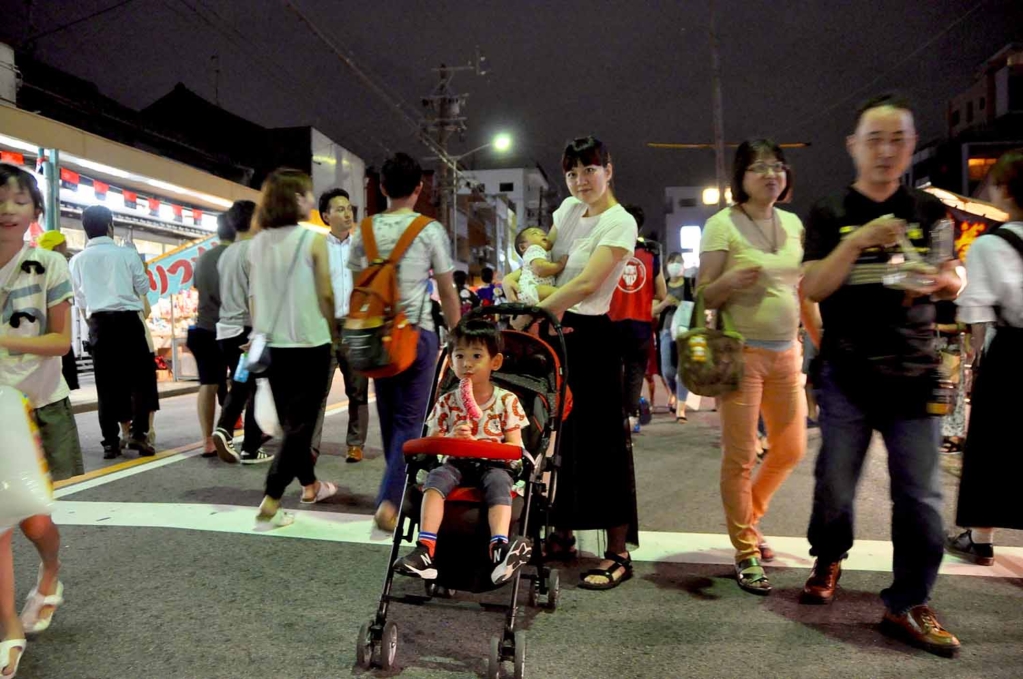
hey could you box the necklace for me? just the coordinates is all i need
[738,205,779,254]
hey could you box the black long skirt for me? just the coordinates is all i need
[553,312,640,546]
[956,326,1023,530]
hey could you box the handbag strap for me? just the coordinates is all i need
[991,227,1023,327]
[689,285,739,334]
[266,228,310,338]
[993,227,1023,262]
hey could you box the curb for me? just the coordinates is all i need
[70,383,202,415]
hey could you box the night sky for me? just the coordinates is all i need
[3,0,1022,232]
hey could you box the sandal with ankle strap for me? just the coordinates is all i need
[21,578,64,635]
[735,557,772,595]
[1,639,26,678]
[542,533,578,562]
[578,551,633,591]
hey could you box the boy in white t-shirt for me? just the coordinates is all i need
[393,318,532,585]
[514,227,567,305]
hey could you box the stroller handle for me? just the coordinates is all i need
[463,303,562,330]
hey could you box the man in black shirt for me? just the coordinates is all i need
[800,95,963,657]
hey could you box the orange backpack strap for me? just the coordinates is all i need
[359,217,379,262]
[389,215,434,263]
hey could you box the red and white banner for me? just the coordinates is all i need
[144,234,218,305]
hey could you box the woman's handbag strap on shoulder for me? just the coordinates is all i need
[247,229,311,374]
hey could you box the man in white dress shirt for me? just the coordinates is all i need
[69,206,157,458]
[311,188,369,463]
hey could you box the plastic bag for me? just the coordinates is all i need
[254,378,282,438]
[671,300,695,339]
[0,386,53,525]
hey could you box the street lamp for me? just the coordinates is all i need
[445,132,514,166]
[492,133,512,153]
[702,186,732,205]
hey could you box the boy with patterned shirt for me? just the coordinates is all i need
[1,164,84,676]
[393,318,533,585]
[0,168,84,480]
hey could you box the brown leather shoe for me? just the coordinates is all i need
[800,559,842,604]
[346,446,364,463]
[881,605,960,658]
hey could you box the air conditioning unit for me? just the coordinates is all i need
[0,43,19,105]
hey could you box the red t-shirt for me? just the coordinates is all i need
[608,248,657,323]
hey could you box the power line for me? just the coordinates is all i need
[279,0,460,172]
[21,0,142,46]
[166,0,302,103]
[780,0,991,135]
[183,0,403,164]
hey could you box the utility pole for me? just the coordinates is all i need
[211,53,220,106]
[421,48,488,267]
[422,65,467,260]
[709,0,727,208]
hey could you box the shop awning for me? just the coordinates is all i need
[923,185,1008,260]
[0,104,259,211]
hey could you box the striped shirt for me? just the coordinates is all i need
[0,246,74,407]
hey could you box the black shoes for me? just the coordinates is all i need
[240,449,273,465]
[102,444,121,460]
[492,537,532,585]
[393,544,438,580]
[945,530,995,566]
[212,428,240,464]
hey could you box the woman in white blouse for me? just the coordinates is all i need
[514,137,640,590]
[249,169,339,527]
[948,149,1023,565]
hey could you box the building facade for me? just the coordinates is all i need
[909,44,1023,197]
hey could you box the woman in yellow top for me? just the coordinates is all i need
[698,140,807,595]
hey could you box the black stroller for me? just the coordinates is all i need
[355,304,572,678]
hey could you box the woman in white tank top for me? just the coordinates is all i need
[249,169,339,527]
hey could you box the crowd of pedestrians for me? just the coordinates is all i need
[5,90,1023,674]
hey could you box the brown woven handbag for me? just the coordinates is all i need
[677,288,745,397]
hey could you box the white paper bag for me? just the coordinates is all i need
[0,387,53,525]
[254,378,282,438]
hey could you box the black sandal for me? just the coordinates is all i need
[735,557,772,595]
[578,551,633,591]
[543,533,578,562]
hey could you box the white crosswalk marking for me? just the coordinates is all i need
[49,500,1023,579]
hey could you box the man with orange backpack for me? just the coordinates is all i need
[346,153,461,531]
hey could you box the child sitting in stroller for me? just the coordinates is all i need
[393,318,533,585]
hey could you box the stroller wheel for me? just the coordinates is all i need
[424,582,438,598]
[355,622,373,669]
[487,635,502,679]
[380,621,399,671]
[546,569,560,611]
[514,630,527,679]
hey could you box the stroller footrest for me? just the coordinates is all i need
[403,436,523,462]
